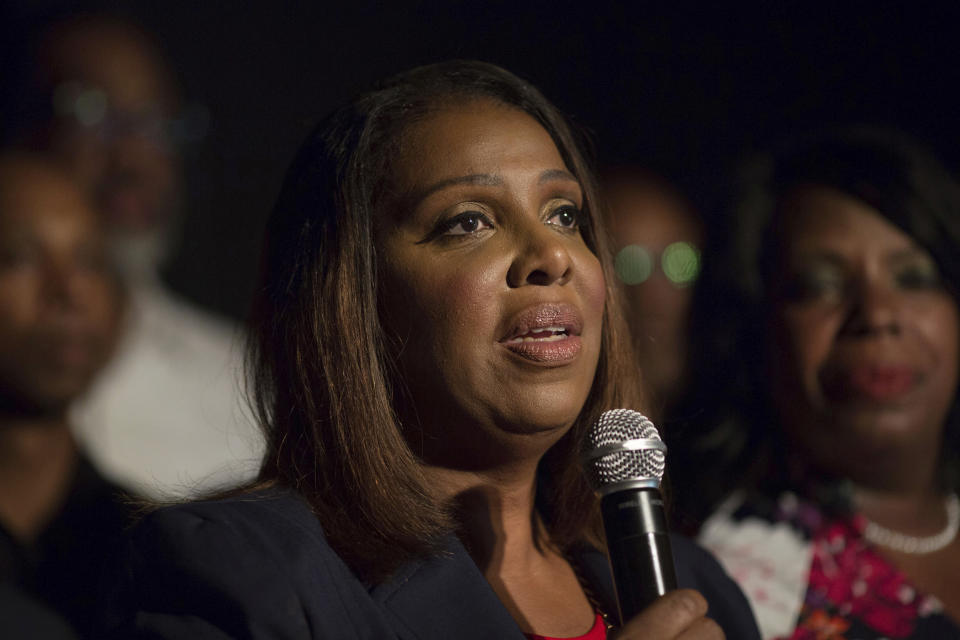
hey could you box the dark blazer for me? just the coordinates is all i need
[103,488,759,639]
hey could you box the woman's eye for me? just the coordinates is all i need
[438,212,494,237]
[547,205,581,230]
[895,263,943,290]
[781,271,845,301]
[0,245,37,269]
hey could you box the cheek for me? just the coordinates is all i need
[426,264,506,373]
[383,254,505,365]
[919,301,960,399]
[83,280,122,339]
[579,250,607,321]
[437,262,503,326]
[54,133,106,185]
[0,284,38,380]
[565,247,605,358]
[135,145,178,186]
[774,307,839,397]
[0,276,36,327]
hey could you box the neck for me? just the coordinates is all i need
[0,413,78,541]
[845,435,942,496]
[798,424,943,497]
[844,445,949,537]
[793,429,952,537]
[426,458,548,576]
[852,481,953,538]
[423,449,599,637]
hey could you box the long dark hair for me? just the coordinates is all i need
[246,60,642,582]
[683,126,960,521]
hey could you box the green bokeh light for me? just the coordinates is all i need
[615,245,653,285]
[661,241,701,286]
[75,89,108,126]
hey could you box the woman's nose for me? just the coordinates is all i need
[506,222,573,288]
[843,280,902,336]
[43,259,87,312]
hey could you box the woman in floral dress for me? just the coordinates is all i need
[680,127,960,639]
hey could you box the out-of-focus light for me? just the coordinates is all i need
[75,89,108,126]
[661,241,700,286]
[53,82,81,116]
[615,244,653,285]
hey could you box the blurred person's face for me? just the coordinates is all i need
[767,185,959,482]
[0,157,121,415]
[376,99,606,469]
[606,179,702,410]
[43,23,181,277]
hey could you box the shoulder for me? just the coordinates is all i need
[131,486,326,552]
[103,487,369,638]
[671,534,763,640]
[697,491,815,640]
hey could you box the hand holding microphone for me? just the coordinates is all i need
[612,589,722,640]
[582,409,724,639]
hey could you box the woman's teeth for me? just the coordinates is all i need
[506,327,568,343]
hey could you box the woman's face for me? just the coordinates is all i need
[376,99,606,468]
[0,158,121,413]
[768,185,959,479]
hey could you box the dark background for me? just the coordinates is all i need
[3,1,959,320]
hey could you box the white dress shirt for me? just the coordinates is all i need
[71,281,264,498]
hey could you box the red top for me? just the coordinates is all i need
[524,613,608,640]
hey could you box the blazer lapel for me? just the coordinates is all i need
[569,544,619,625]
[371,535,527,640]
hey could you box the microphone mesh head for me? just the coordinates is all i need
[582,409,666,493]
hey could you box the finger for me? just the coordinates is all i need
[613,589,709,639]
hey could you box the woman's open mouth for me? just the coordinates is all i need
[504,326,570,343]
[499,305,583,363]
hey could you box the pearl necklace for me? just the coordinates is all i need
[862,494,960,555]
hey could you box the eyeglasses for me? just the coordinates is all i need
[52,81,209,147]
[614,241,701,287]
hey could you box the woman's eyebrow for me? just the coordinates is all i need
[413,173,502,204]
[538,168,578,185]
[886,246,931,262]
[413,169,578,203]
[789,250,845,266]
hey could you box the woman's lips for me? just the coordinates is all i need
[825,365,919,402]
[36,333,100,371]
[502,334,583,363]
[499,304,583,363]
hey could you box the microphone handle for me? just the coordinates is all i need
[601,488,678,623]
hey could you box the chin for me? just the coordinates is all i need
[495,393,588,438]
[809,406,933,454]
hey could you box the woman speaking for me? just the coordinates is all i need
[104,60,757,640]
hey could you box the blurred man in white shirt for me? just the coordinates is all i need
[31,15,262,497]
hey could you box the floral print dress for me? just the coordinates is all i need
[698,491,959,639]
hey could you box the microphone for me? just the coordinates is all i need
[580,409,677,624]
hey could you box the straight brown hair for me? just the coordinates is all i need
[247,60,643,582]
